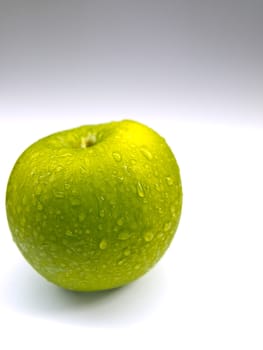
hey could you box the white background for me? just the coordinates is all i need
[1,0,263,348]
[0,117,263,349]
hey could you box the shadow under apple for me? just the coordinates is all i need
[2,259,167,327]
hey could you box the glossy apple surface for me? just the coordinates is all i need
[6,120,182,291]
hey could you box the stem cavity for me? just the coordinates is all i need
[81,133,97,148]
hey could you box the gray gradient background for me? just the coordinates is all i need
[1,0,263,123]
[1,2,263,347]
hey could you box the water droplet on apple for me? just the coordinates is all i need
[170,206,177,217]
[137,182,145,197]
[49,174,56,183]
[157,232,165,240]
[143,231,154,242]
[165,177,173,186]
[164,222,172,231]
[155,183,161,192]
[123,248,131,256]
[99,239,107,250]
[35,185,42,195]
[171,205,176,213]
[112,152,122,162]
[37,203,43,211]
[117,258,125,266]
[140,147,153,160]
[65,229,73,236]
[53,191,65,198]
[134,264,141,270]
[71,198,81,206]
[99,209,105,217]
[117,217,124,226]
[118,232,130,240]
[78,213,86,222]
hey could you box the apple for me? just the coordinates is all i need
[6,120,182,291]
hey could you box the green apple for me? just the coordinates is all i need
[6,120,182,291]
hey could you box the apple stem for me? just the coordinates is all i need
[81,134,97,148]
